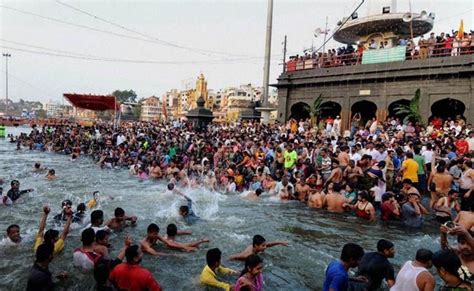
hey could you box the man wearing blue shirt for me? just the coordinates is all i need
[323,243,365,291]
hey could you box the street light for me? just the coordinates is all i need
[2,53,11,117]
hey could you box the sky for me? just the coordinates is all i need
[0,0,472,104]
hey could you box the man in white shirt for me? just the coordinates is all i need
[467,131,474,152]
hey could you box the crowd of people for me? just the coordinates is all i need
[2,110,474,290]
[287,29,474,70]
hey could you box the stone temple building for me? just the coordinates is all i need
[274,1,473,130]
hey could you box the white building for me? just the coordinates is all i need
[45,102,62,117]
[140,96,161,121]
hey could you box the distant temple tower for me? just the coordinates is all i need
[187,73,212,110]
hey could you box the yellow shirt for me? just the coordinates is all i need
[200,265,233,291]
[33,234,65,255]
[402,159,419,183]
[86,198,97,209]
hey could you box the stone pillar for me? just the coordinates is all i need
[277,88,289,122]
[469,76,474,124]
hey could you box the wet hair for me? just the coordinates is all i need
[358,190,369,201]
[340,243,365,262]
[166,223,178,236]
[96,230,109,242]
[240,254,263,277]
[252,235,266,246]
[333,183,341,193]
[44,229,59,245]
[402,179,413,185]
[34,163,40,168]
[147,223,159,233]
[81,228,96,246]
[7,224,19,234]
[179,205,189,215]
[125,245,140,263]
[77,203,86,212]
[436,164,446,173]
[255,189,263,196]
[91,210,104,225]
[376,239,394,252]
[48,169,55,175]
[167,183,174,190]
[206,248,222,267]
[416,249,433,264]
[114,207,125,217]
[465,160,472,168]
[36,243,54,263]
[433,249,470,281]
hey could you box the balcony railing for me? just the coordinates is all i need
[285,42,474,72]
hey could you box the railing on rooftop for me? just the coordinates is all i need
[285,42,474,72]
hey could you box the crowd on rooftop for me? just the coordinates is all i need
[287,29,474,70]
[1,111,474,290]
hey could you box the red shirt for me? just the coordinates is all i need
[109,263,161,291]
[381,201,397,221]
[456,139,469,155]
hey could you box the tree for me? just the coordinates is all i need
[133,98,144,120]
[112,89,137,103]
[310,94,330,126]
[394,88,423,125]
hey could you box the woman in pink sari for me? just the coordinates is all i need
[234,255,264,291]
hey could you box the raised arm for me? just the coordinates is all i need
[37,206,51,238]
[60,209,73,241]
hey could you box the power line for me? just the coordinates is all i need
[0,44,278,65]
[54,0,251,58]
[0,5,255,60]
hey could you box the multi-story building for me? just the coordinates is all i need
[140,96,161,121]
[45,101,62,117]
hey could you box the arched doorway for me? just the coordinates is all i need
[388,99,411,120]
[290,102,311,121]
[319,101,342,120]
[430,98,466,121]
[351,100,377,127]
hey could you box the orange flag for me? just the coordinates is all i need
[457,19,464,39]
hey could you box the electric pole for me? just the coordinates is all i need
[282,35,287,73]
[260,0,273,124]
[3,53,11,117]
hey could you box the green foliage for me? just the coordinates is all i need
[112,89,137,103]
[394,88,423,125]
[310,94,324,118]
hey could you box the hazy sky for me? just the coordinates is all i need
[1,0,472,103]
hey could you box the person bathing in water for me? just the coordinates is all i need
[175,190,200,225]
[106,207,137,231]
[5,180,34,204]
[164,224,209,251]
[46,169,57,180]
[140,223,194,255]
[229,235,288,261]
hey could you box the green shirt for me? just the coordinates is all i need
[284,150,297,169]
[414,155,425,175]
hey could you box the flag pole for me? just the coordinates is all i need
[322,16,328,54]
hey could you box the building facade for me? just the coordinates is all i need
[140,96,161,121]
[275,54,474,128]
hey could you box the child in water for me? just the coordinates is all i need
[200,248,237,291]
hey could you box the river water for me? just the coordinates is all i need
[0,126,443,290]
